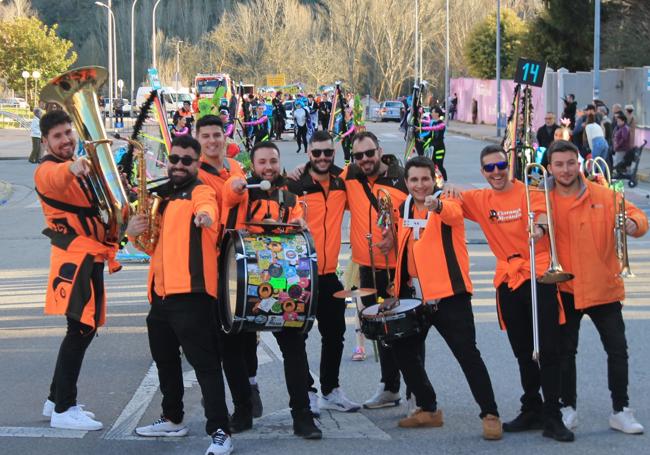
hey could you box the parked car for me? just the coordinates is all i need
[378,100,402,122]
[0,97,29,109]
[283,100,295,131]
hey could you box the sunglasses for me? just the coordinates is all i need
[311,148,334,158]
[352,148,377,161]
[482,161,508,172]
[169,154,198,166]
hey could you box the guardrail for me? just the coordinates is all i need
[0,105,31,129]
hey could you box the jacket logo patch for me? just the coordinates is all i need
[488,208,522,223]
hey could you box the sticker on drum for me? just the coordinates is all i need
[252,302,261,314]
[260,270,271,281]
[300,290,311,302]
[269,277,286,289]
[269,241,283,252]
[268,263,283,278]
[283,311,298,321]
[297,258,310,270]
[248,273,262,285]
[271,302,283,314]
[296,269,310,278]
[287,285,302,299]
[254,315,268,325]
[296,303,305,313]
[287,275,300,285]
[259,298,276,312]
[247,285,259,297]
[285,267,297,278]
[282,300,297,312]
[258,259,271,270]
[251,240,265,250]
[298,277,310,289]
[267,316,284,327]
[278,291,289,300]
[284,320,303,328]
[258,283,273,299]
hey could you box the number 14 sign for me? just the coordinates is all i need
[514,58,547,87]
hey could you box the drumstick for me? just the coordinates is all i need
[246,180,272,191]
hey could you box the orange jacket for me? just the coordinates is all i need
[139,179,221,300]
[222,176,304,231]
[394,196,472,301]
[286,164,347,274]
[198,157,245,209]
[35,155,123,328]
[549,176,648,310]
[342,162,408,268]
[460,180,550,290]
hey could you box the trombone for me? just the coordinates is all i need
[524,163,574,363]
[582,156,611,186]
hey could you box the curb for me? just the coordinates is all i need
[447,127,501,145]
[0,180,13,206]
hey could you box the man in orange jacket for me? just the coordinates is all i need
[222,141,321,440]
[389,156,501,439]
[546,140,647,434]
[287,130,361,415]
[127,135,234,455]
[195,114,260,431]
[35,110,113,431]
[447,144,574,442]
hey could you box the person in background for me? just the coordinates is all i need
[170,116,190,139]
[613,113,631,167]
[29,107,43,163]
[562,94,577,129]
[536,112,559,150]
[584,113,608,160]
[624,105,636,147]
[599,106,613,147]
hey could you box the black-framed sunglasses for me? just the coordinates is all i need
[482,161,508,172]
[169,154,198,166]
[352,148,377,161]
[311,148,335,158]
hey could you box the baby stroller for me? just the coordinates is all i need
[613,140,647,188]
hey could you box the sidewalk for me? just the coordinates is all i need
[446,120,650,183]
[0,128,31,160]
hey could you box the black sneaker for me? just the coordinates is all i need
[250,383,263,418]
[543,416,575,442]
[292,409,322,440]
[502,410,544,432]
[228,408,253,434]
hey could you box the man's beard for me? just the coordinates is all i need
[168,168,194,186]
[555,174,580,188]
[362,160,381,177]
[310,160,332,175]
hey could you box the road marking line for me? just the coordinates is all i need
[0,426,87,438]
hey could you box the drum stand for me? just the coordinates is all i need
[334,287,379,362]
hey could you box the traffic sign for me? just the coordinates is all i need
[266,73,286,87]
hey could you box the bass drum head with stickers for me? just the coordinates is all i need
[218,229,318,334]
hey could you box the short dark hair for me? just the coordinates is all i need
[171,134,201,156]
[351,131,379,148]
[405,156,436,180]
[250,140,280,162]
[195,115,225,134]
[547,140,578,162]
[40,110,72,137]
[479,145,507,165]
[309,130,333,145]
[616,113,628,123]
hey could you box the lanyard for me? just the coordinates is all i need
[402,195,430,240]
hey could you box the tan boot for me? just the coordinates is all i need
[398,409,444,428]
[482,414,503,440]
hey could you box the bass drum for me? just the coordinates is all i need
[218,229,318,334]
[360,298,429,342]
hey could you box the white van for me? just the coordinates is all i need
[134,86,188,117]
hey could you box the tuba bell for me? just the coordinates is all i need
[40,66,130,243]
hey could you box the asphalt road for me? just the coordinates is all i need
[1,121,649,455]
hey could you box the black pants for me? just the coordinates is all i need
[296,125,308,151]
[272,330,310,412]
[273,115,284,139]
[498,280,562,419]
[307,273,347,395]
[393,293,499,418]
[218,331,253,413]
[433,146,447,181]
[359,265,401,393]
[147,292,229,435]
[560,293,629,412]
[48,262,103,413]
[342,135,352,162]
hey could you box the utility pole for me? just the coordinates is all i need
[593,0,601,100]
[445,0,449,123]
[496,0,502,137]
[175,40,183,91]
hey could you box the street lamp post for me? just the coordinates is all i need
[131,0,138,107]
[95,1,114,123]
[496,0,502,137]
[152,0,162,69]
[22,70,30,107]
[175,40,183,91]
[444,0,449,124]
[32,70,41,108]
[593,0,601,100]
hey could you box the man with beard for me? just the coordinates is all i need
[390,156,502,439]
[221,141,321,440]
[35,110,117,431]
[127,135,233,455]
[545,140,647,435]
[286,130,361,416]
[195,115,261,431]
[444,145,574,442]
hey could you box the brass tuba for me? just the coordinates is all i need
[41,66,130,243]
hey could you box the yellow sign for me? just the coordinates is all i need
[266,74,286,86]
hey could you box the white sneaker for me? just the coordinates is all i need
[405,395,421,417]
[560,406,578,430]
[609,407,644,434]
[319,387,361,412]
[206,429,233,455]
[308,391,320,417]
[50,405,103,431]
[43,399,95,419]
[135,417,189,437]
[362,383,401,409]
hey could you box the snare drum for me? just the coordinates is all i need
[360,298,429,342]
[218,229,318,334]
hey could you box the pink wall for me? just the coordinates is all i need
[451,77,545,129]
